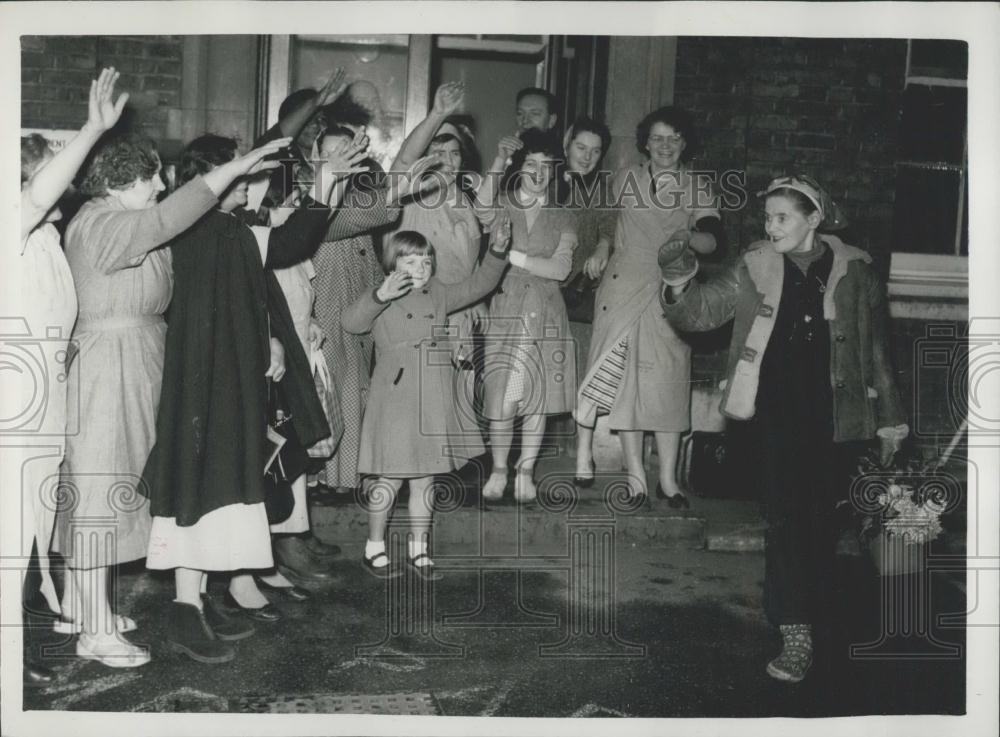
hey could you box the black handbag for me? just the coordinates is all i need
[263,381,310,525]
[561,271,599,323]
[680,422,762,500]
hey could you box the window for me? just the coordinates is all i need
[889,40,968,309]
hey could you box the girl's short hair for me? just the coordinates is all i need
[21,133,51,184]
[503,127,564,192]
[635,105,700,162]
[381,230,436,275]
[564,116,611,162]
[79,134,161,197]
[178,134,238,186]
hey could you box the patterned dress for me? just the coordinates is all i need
[312,176,400,489]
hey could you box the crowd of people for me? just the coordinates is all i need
[15,66,907,686]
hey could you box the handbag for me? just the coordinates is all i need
[307,344,338,459]
[263,380,310,524]
[561,271,599,323]
[679,422,762,500]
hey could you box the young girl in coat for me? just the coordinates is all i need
[660,174,908,683]
[342,218,513,580]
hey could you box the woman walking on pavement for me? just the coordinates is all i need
[660,173,908,683]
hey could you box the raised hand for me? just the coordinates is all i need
[241,137,295,176]
[376,270,414,302]
[320,130,369,180]
[431,81,465,118]
[84,67,129,134]
[316,67,348,107]
[202,137,293,197]
[497,135,523,164]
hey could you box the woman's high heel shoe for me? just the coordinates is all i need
[222,590,282,623]
[656,482,691,509]
[574,459,596,488]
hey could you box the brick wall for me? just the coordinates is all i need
[21,35,183,144]
[674,37,907,275]
[671,38,956,436]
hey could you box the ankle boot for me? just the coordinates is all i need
[165,601,235,664]
[274,535,340,584]
[766,623,813,682]
[201,593,256,641]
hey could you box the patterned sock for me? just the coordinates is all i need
[767,624,813,682]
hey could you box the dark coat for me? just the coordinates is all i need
[660,235,906,442]
[143,203,331,526]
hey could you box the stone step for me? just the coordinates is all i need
[311,495,707,554]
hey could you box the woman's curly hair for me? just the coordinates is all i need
[79,134,161,197]
[635,105,700,162]
[502,127,564,193]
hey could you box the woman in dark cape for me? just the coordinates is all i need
[142,133,365,663]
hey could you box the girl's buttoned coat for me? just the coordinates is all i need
[342,252,507,477]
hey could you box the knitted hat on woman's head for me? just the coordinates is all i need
[761,174,849,231]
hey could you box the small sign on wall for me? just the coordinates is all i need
[20,129,78,152]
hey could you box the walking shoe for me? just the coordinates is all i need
[766,624,813,683]
[221,591,283,623]
[76,632,150,669]
[274,535,342,585]
[362,552,402,579]
[303,533,342,559]
[201,593,256,641]
[24,660,55,688]
[256,578,312,602]
[405,554,444,582]
[165,601,235,664]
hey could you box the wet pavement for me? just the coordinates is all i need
[23,538,966,717]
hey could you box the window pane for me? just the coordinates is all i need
[291,36,409,170]
[898,85,967,164]
[892,168,961,255]
[909,39,968,79]
[434,51,538,173]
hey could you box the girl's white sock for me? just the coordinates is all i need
[408,538,430,566]
[365,539,387,567]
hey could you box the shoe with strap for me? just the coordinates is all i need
[76,632,151,669]
[766,623,813,683]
